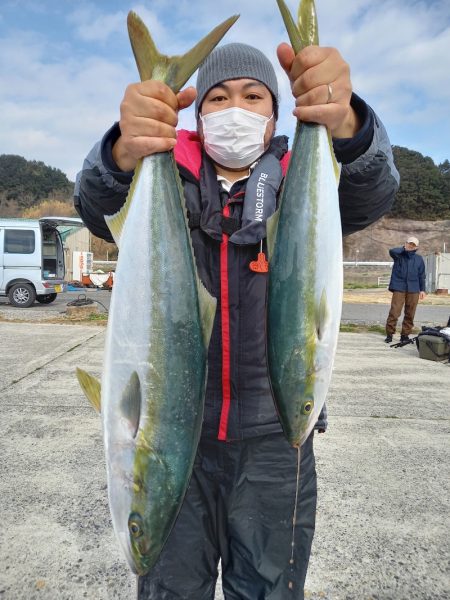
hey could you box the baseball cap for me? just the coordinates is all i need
[406,236,419,246]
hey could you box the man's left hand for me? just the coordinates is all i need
[419,291,426,301]
[277,43,360,139]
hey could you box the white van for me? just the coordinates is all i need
[0,217,84,308]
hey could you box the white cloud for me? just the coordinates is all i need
[0,0,449,182]
[0,30,130,180]
[68,7,126,43]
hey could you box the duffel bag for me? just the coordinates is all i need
[417,331,450,363]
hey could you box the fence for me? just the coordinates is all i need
[377,276,390,287]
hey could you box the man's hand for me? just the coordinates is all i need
[404,242,417,251]
[112,81,197,172]
[277,43,360,139]
[419,291,426,301]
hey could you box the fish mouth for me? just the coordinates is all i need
[117,529,139,573]
[131,544,155,576]
[117,528,153,575]
[128,512,154,575]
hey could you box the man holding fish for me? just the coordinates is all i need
[75,1,399,597]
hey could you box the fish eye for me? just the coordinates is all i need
[302,400,314,415]
[128,513,144,539]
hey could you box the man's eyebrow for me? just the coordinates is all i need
[207,81,267,92]
[240,81,266,90]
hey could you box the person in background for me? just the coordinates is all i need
[385,236,426,343]
[75,37,399,600]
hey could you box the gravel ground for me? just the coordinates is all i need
[0,297,449,599]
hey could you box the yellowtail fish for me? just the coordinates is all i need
[267,0,342,448]
[76,11,238,575]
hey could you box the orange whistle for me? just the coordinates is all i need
[249,252,269,273]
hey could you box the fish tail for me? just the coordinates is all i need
[298,0,319,46]
[278,1,339,179]
[127,12,239,91]
[276,0,318,52]
[76,367,101,413]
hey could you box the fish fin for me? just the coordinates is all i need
[316,289,329,341]
[76,367,101,413]
[104,160,144,248]
[127,12,239,91]
[276,0,304,53]
[298,0,319,46]
[127,12,163,82]
[266,209,281,260]
[277,0,318,52]
[197,279,217,348]
[120,371,141,439]
[167,16,240,92]
[327,129,341,184]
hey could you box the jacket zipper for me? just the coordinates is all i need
[218,201,232,440]
[217,191,245,441]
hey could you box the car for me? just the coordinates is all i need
[0,216,84,308]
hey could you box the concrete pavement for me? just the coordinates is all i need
[0,322,449,599]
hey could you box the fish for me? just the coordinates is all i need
[267,0,343,448]
[76,11,239,575]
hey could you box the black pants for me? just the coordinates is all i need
[138,431,317,600]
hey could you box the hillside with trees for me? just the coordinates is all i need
[0,154,74,217]
[0,154,117,259]
[0,148,448,262]
[1,148,449,221]
[390,147,450,219]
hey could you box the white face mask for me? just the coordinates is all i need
[200,107,273,169]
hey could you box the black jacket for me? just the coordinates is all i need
[74,96,399,440]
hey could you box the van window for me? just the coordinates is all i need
[4,229,35,254]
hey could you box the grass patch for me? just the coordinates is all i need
[88,313,108,321]
[344,283,381,289]
[340,323,386,335]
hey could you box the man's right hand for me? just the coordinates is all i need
[112,81,197,172]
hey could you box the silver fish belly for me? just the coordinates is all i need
[268,123,342,448]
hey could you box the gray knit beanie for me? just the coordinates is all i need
[195,43,279,119]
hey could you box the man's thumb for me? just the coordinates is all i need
[277,43,295,77]
[177,86,197,111]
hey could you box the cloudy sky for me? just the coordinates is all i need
[0,0,449,182]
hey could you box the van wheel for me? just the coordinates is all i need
[8,283,36,308]
[36,293,57,304]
